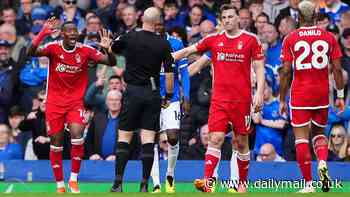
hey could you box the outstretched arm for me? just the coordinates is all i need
[188,53,211,76]
[172,45,198,61]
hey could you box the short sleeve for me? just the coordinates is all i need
[330,34,342,61]
[38,42,56,57]
[111,34,128,54]
[280,36,293,63]
[251,36,264,60]
[86,46,104,62]
[195,35,213,53]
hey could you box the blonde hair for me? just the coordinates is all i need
[329,124,348,159]
[142,7,161,24]
[298,0,316,23]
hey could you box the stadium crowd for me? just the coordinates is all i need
[0,0,350,162]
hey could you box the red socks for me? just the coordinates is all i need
[204,147,221,178]
[71,138,84,174]
[50,145,63,182]
[295,139,312,182]
[312,135,328,161]
[237,151,250,184]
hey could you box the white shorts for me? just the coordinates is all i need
[160,101,181,131]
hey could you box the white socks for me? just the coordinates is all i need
[151,144,161,186]
[166,142,179,177]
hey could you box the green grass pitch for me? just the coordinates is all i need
[0,182,349,195]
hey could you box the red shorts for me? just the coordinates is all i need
[290,108,328,128]
[45,102,87,136]
[208,101,251,135]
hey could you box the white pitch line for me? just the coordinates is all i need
[4,184,14,193]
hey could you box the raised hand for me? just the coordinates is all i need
[42,17,60,35]
[98,29,112,50]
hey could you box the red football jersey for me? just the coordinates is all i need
[196,31,264,102]
[40,41,103,106]
[281,26,342,108]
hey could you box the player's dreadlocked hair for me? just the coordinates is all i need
[298,0,317,24]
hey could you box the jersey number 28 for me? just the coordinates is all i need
[294,40,329,70]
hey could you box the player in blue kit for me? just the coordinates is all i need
[150,17,190,193]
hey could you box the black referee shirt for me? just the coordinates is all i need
[111,30,174,87]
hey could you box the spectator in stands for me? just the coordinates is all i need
[275,0,300,27]
[278,16,296,40]
[340,10,350,32]
[254,13,269,42]
[18,90,50,159]
[346,139,350,161]
[341,28,350,101]
[328,124,349,161]
[86,90,122,161]
[185,5,206,43]
[94,0,114,30]
[0,23,27,63]
[8,106,31,154]
[253,80,287,157]
[248,0,264,21]
[56,0,86,33]
[19,56,48,113]
[0,124,23,160]
[199,19,215,38]
[0,39,17,123]
[180,124,231,160]
[80,15,103,46]
[239,8,253,32]
[16,0,34,36]
[317,13,331,30]
[230,0,242,10]
[163,1,183,31]
[18,8,48,113]
[320,0,349,24]
[263,23,282,81]
[116,5,140,35]
[85,75,123,111]
[256,143,286,162]
[202,0,221,16]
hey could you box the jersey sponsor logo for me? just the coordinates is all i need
[217,52,245,62]
[56,63,82,73]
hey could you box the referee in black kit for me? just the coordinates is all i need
[109,7,174,192]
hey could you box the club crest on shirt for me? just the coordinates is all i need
[237,41,243,50]
[75,54,81,63]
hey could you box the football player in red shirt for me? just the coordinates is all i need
[173,4,265,193]
[279,0,344,193]
[27,18,116,193]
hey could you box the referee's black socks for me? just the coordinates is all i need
[114,142,130,186]
[141,143,155,184]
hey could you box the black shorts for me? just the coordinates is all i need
[119,84,161,131]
